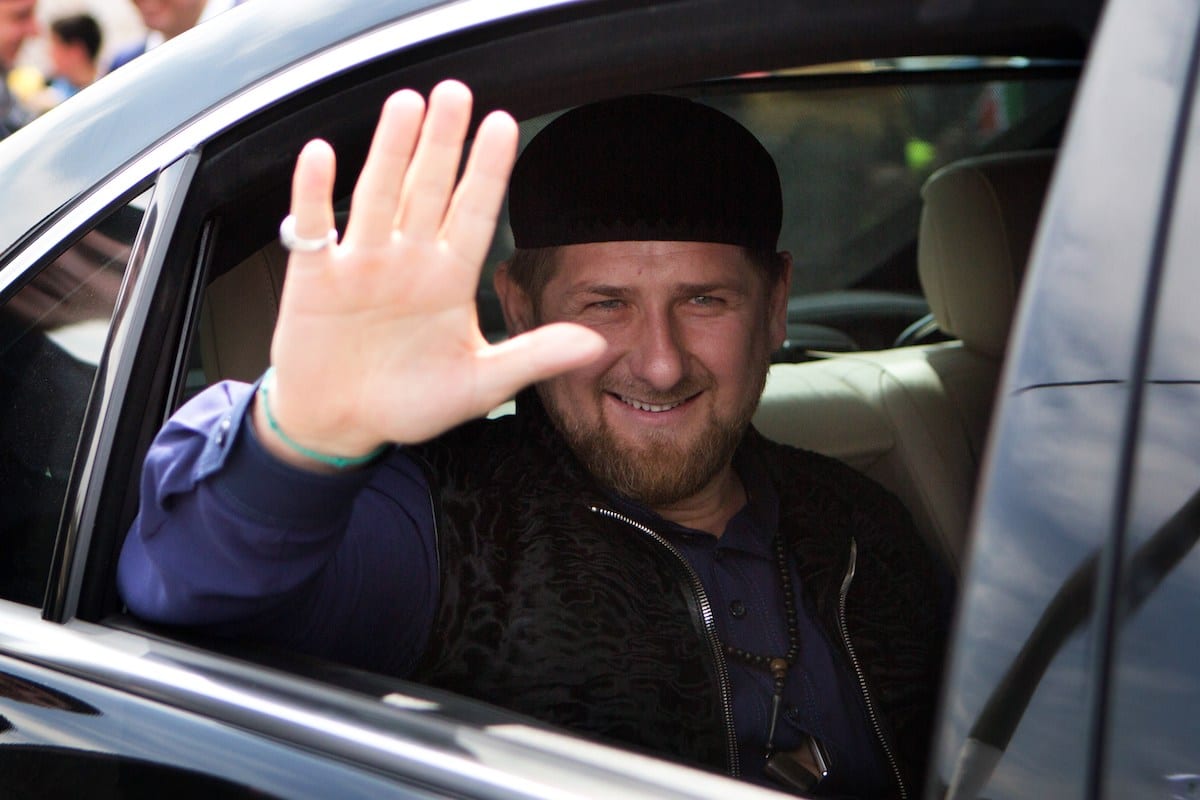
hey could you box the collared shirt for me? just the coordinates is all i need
[118,380,888,797]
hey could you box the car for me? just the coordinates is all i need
[1,0,1197,797]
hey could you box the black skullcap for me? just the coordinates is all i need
[509,95,781,250]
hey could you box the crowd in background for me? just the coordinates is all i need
[1,0,244,139]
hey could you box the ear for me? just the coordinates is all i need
[493,261,536,335]
[768,252,793,350]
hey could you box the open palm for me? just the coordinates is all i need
[258,81,604,468]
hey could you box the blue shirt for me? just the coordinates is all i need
[118,380,888,796]
[604,452,890,796]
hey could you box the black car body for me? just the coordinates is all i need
[1,0,1197,797]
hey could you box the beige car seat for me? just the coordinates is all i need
[754,150,1055,573]
[197,240,287,385]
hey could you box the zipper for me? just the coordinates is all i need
[838,538,908,800]
[588,505,741,777]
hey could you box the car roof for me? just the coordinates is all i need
[0,0,1102,261]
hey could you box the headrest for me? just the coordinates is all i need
[509,95,781,250]
[917,150,1055,358]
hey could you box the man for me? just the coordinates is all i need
[22,13,100,113]
[46,14,100,98]
[106,0,234,73]
[118,81,948,797]
[0,0,37,138]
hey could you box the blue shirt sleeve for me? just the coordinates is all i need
[117,380,438,677]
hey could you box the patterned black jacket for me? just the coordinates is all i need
[412,392,949,796]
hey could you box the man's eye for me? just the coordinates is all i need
[691,295,720,306]
[589,299,624,311]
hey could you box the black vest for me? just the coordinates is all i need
[411,393,947,792]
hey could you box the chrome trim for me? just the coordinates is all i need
[588,505,741,777]
[0,602,595,799]
[0,599,778,799]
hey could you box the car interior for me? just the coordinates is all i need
[183,75,1067,579]
[0,3,1091,787]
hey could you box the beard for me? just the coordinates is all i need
[539,361,769,508]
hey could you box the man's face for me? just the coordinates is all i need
[132,0,206,39]
[0,0,38,69]
[48,35,82,76]
[509,241,788,508]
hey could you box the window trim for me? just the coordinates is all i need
[43,156,198,623]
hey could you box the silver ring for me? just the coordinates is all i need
[279,214,338,253]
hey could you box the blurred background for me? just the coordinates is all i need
[4,0,242,124]
[18,0,142,73]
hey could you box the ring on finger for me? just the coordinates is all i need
[279,214,338,253]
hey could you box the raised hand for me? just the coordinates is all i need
[255,80,605,470]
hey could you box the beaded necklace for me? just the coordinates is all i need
[722,530,798,755]
[722,531,828,792]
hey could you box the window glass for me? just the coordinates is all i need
[706,73,1074,296]
[0,195,148,606]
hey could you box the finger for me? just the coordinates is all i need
[288,139,337,261]
[440,110,519,271]
[472,323,607,408]
[343,90,425,248]
[395,79,473,239]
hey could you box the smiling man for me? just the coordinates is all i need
[119,83,948,798]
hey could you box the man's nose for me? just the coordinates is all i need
[628,309,686,391]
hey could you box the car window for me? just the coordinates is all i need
[189,62,1078,398]
[480,63,1076,352]
[0,195,149,606]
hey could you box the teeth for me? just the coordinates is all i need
[620,395,682,413]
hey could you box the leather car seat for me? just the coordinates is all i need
[197,239,287,385]
[754,150,1055,573]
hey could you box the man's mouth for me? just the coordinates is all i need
[615,393,691,413]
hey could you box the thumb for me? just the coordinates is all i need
[474,323,606,406]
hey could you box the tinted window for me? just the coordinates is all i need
[0,196,148,605]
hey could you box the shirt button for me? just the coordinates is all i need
[730,600,746,618]
[216,417,232,446]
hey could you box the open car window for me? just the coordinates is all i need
[477,61,1077,354]
[185,61,1080,405]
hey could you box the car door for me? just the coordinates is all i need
[1099,20,1200,797]
[928,0,1200,798]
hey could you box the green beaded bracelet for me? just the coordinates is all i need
[259,368,387,469]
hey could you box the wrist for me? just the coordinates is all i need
[254,367,388,472]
